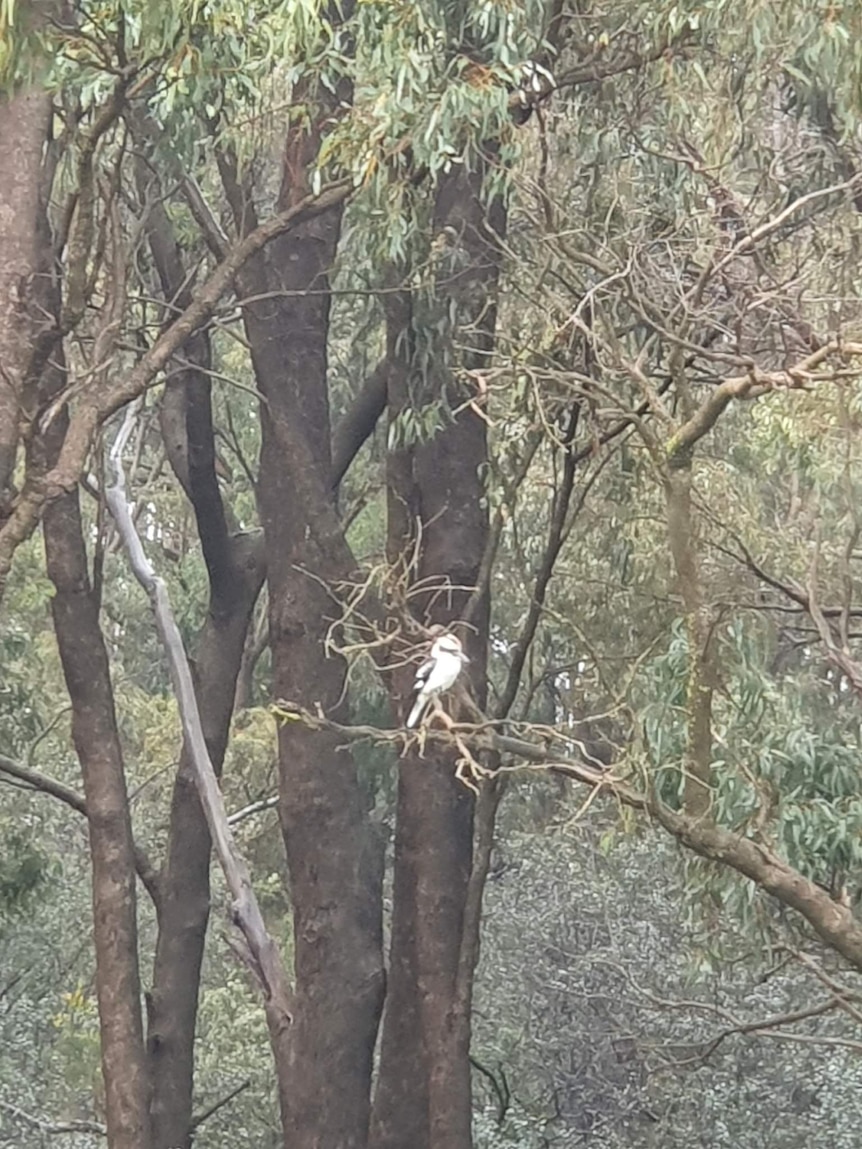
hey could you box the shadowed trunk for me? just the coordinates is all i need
[147,530,264,1149]
[41,378,152,1148]
[20,102,153,1149]
[371,163,504,1149]
[45,483,153,1149]
[137,178,268,1149]
[222,72,385,1146]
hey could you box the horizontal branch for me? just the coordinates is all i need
[0,752,160,903]
[277,702,862,974]
[275,702,639,798]
[554,32,689,91]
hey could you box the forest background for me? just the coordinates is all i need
[4,1,862,1147]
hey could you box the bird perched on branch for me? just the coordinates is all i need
[406,633,470,729]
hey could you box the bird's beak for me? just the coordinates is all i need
[460,653,471,664]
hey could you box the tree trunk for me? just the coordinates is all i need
[371,163,504,1149]
[232,113,385,1149]
[0,89,52,512]
[147,532,265,1149]
[137,177,269,1149]
[44,452,153,1149]
[19,99,153,1148]
[665,460,714,817]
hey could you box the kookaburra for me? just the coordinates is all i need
[406,633,470,729]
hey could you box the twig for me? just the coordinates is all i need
[190,1080,251,1131]
[0,1097,105,1137]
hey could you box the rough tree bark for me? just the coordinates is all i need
[0,89,53,516]
[139,183,267,1149]
[18,98,154,1149]
[221,81,385,1146]
[44,474,154,1149]
[370,162,505,1149]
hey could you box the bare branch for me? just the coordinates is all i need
[0,178,354,601]
[0,752,160,903]
[190,1080,251,1132]
[105,409,293,1025]
[495,405,580,719]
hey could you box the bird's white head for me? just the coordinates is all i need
[432,633,470,664]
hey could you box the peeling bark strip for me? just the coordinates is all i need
[105,413,293,1034]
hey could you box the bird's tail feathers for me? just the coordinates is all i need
[406,694,426,729]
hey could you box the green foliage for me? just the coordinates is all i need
[0,830,52,915]
[51,985,102,1100]
[6,0,862,1144]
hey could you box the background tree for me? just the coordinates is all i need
[4,3,862,1149]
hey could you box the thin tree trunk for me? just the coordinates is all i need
[44,465,153,1149]
[22,96,153,1146]
[136,174,269,1149]
[147,532,264,1149]
[0,89,53,512]
[665,460,714,816]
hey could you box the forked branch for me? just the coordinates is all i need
[105,409,293,1026]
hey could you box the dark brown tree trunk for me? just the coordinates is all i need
[227,108,385,1149]
[18,98,153,1148]
[371,164,504,1149]
[147,531,265,1149]
[44,454,153,1149]
[137,180,268,1149]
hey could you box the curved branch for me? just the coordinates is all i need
[0,752,160,903]
[0,178,354,602]
[330,357,389,491]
